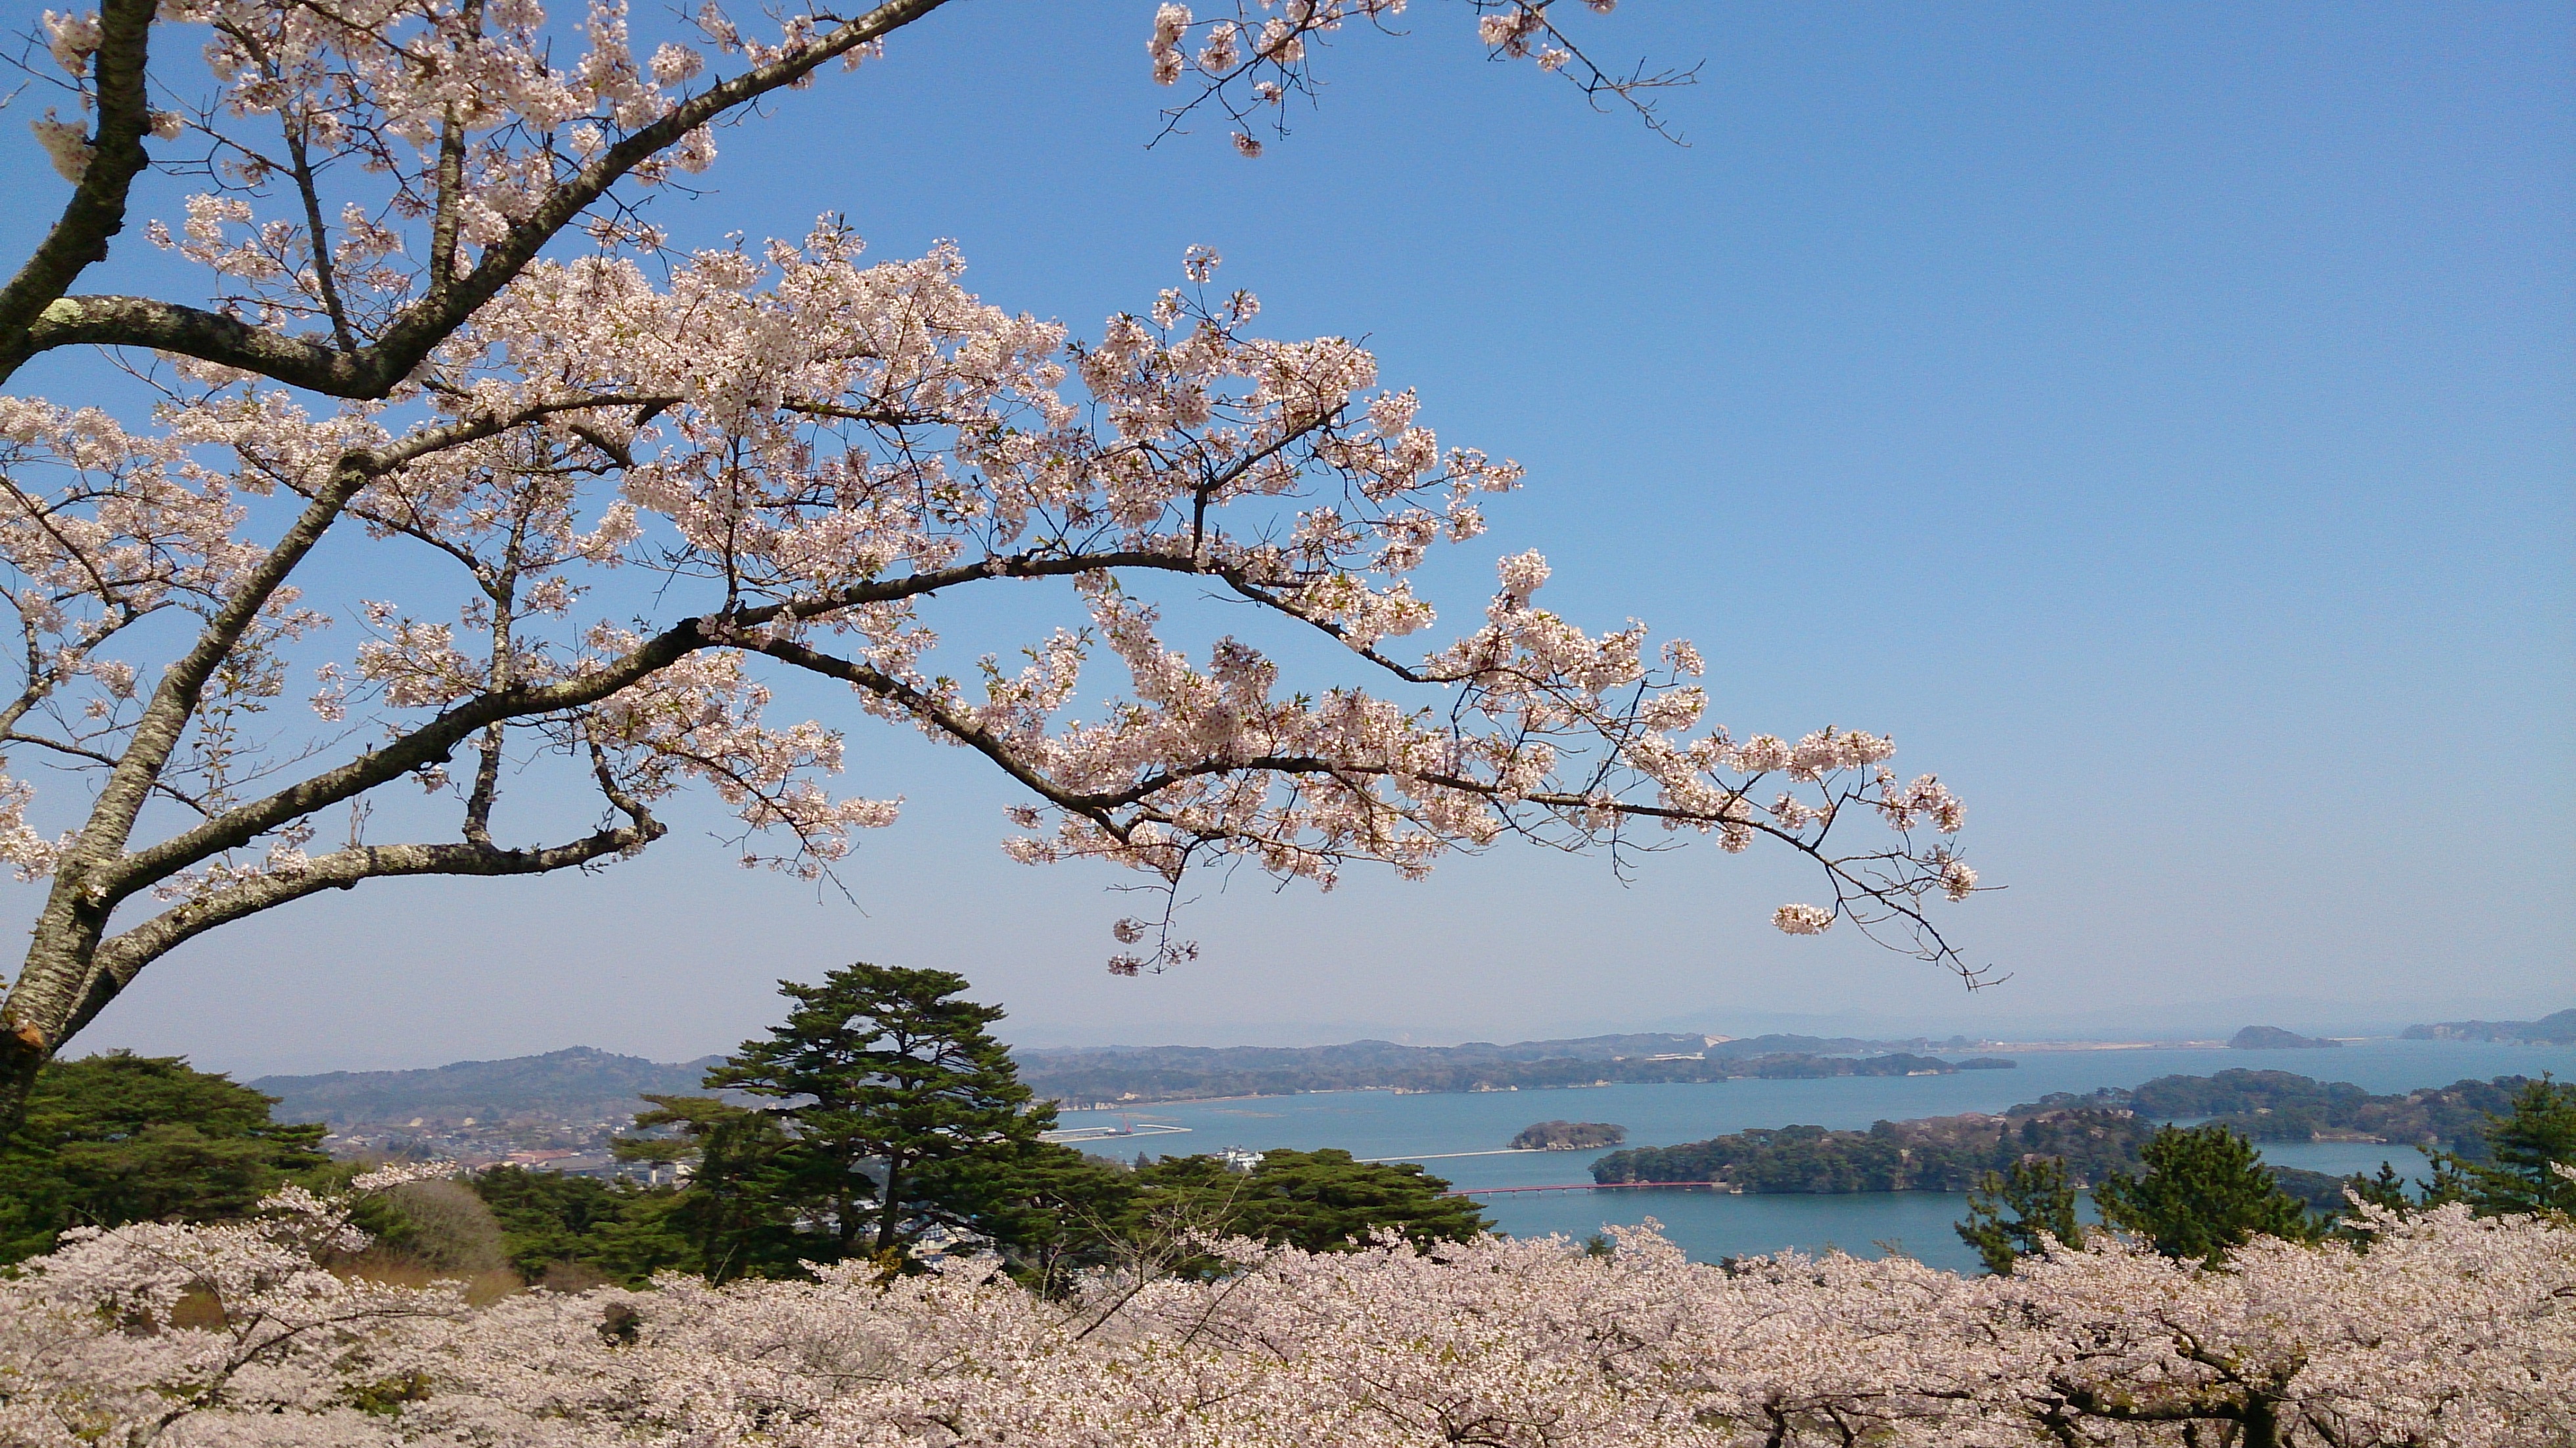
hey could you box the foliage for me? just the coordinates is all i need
[2035,1070,2524,1150]
[699,962,1049,1259]
[367,1179,509,1273]
[1511,1120,1626,1150]
[909,1141,1143,1291]
[538,970,1491,1284]
[1956,1157,2084,1276]
[0,1051,327,1261]
[3,1177,2568,1447]
[1136,1148,1490,1260]
[551,1133,1488,1292]
[2343,1160,2418,1214]
[465,1165,695,1286]
[2429,1076,2576,1217]
[610,1093,801,1282]
[2094,1124,2321,1263]
[2267,1164,2361,1215]
[1594,1108,2151,1192]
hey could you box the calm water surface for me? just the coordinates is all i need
[1052,1041,2576,1275]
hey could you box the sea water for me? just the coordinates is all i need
[1049,1039,2576,1274]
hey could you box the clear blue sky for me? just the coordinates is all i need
[7,3,2569,1070]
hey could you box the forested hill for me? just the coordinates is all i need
[1589,1070,2535,1197]
[1016,1033,2008,1106]
[1592,1108,2155,1194]
[2028,1069,2526,1147]
[2400,1008,2576,1044]
[252,1047,723,1127]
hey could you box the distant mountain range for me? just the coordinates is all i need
[252,1047,722,1128]
[248,1033,2002,1124]
[246,1010,2567,1128]
[1015,1033,2013,1106]
[2400,1009,2575,1044]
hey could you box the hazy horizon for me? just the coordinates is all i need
[201,995,2576,1081]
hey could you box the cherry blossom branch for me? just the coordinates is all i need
[5,0,959,392]
[0,0,158,365]
[750,612,1981,978]
[74,815,660,1041]
[43,547,1053,909]
[277,116,357,351]
[0,731,218,816]
[1466,1,1699,145]
[1145,1,1694,156]
[73,395,652,874]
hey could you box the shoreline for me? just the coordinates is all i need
[1040,1037,2543,1113]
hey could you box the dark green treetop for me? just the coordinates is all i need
[2431,1075,2576,1217]
[704,962,1052,1259]
[2094,1123,2319,1264]
[610,1091,802,1281]
[1956,1156,2085,1276]
[911,1140,1141,1292]
[2342,1160,2414,1214]
[1153,1148,1490,1256]
[0,1051,329,1262]
[466,1164,699,1287]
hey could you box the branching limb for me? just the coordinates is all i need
[72,816,661,1044]
[0,731,218,816]
[0,0,157,373]
[8,0,960,393]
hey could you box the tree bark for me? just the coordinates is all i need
[0,0,158,378]
[875,1160,906,1256]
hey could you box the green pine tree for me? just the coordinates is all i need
[2093,1123,2318,1263]
[467,1165,698,1286]
[1956,1156,2084,1275]
[0,1052,329,1262]
[703,962,1051,1261]
[1224,1148,1490,1252]
[2341,1160,2414,1213]
[911,1140,1139,1292]
[1121,1147,1491,1274]
[2431,1075,2576,1217]
[612,1092,800,1280]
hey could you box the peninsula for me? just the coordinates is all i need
[1015,1032,2012,1106]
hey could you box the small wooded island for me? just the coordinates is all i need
[1511,1120,1628,1150]
[2228,1025,2342,1049]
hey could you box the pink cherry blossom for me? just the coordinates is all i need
[0,1181,2564,1445]
[0,1,1973,1118]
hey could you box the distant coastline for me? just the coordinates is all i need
[230,1012,2563,1165]
[1588,1067,2531,1205]
[1015,1033,2023,1108]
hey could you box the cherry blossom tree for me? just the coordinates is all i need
[0,0,1985,1137]
[2,1179,2568,1445]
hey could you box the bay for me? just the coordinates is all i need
[1051,1039,2576,1275]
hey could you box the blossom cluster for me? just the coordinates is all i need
[1,0,1964,1068]
[1,1183,2565,1447]
[3,212,1981,970]
[1141,2,1655,157]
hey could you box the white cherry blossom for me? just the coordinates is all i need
[0,1,1973,1128]
[0,1187,2564,1446]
